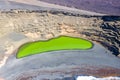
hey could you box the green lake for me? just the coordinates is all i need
[17,36,93,58]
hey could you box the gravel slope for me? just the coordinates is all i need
[0,0,105,15]
[39,0,120,15]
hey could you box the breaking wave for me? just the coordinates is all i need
[76,76,120,80]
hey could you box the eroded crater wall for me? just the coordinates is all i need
[0,10,119,56]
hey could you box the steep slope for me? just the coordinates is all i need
[39,0,120,15]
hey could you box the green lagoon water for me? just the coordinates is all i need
[17,36,93,58]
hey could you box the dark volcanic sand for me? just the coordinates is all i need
[0,1,42,10]
[39,0,120,15]
[0,43,120,80]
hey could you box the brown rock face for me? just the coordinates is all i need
[0,10,119,56]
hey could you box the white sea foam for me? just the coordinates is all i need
[76,76,120,80]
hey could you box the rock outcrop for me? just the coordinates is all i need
[0,10,119,57]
